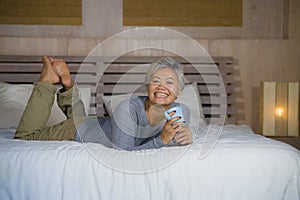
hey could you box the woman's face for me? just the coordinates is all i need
[147,67,180,108]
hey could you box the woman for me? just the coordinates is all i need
[14,56,193,151]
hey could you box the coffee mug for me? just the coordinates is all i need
[164,106,185,124]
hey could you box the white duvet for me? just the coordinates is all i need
[0,125,299,200]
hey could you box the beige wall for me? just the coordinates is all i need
[0,0,299,133]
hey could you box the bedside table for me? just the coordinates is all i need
[268,136,300,150]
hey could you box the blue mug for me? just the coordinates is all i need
[164,106,185,124]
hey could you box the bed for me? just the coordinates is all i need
[0,55,299,200]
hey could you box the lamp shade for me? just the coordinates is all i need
[260,82,299,136]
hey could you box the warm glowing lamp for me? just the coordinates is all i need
[260,82,299,136]
[275,107,284,117]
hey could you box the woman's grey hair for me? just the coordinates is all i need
[144,57,185,91]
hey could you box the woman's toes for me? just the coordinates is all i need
[39,56,59,84]
[52,60,73,90]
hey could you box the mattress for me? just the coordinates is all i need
[0,125,299,200]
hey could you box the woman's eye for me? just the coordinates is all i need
[151,80,160,84]
[166,81,174,85]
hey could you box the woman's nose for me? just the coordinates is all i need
[156,82,167,88]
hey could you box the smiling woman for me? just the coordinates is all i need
[13,56,193,151]
[108,57,193,149]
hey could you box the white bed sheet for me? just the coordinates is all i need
[0,125,299,200]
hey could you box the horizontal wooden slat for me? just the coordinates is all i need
[112,56,234,64]
[0,55,234,64]
[96,96,236,105]
[202,107,235,115]
[0,55,87,63]
[98,74,233,84]
[103,63,234,74]
[96,84,235,94]
[0,74,40,82]
[0,64,97,73]
[0,74,98,83]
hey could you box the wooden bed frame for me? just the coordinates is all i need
[0,55,243,125]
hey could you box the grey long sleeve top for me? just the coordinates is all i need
[76,96,190,151]
[110,96,190,151]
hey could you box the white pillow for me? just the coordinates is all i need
[102,92,146,117]
[0,82,91,129]
[177,82,206,126]
[103,82,207,127]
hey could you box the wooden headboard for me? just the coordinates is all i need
[0,55,243,125]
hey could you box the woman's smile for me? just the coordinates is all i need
[154,92,168,98]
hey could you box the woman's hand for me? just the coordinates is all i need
[160,116,181,144]
[160,116,188,145]
[173,126,193,145]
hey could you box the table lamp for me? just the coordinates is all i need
[260,82,299,136]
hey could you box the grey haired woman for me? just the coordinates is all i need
[15,56,193,151]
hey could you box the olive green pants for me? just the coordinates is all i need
[14,82,86,141]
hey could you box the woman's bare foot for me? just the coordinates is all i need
[49,57,73,90]
[39,56,60,84]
